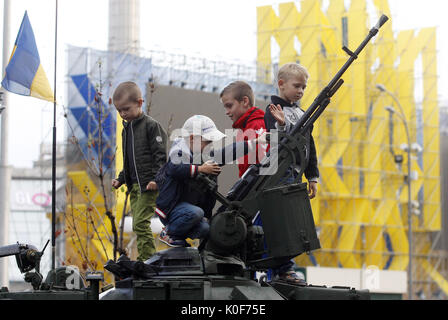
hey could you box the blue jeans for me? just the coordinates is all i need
[166,202,209,241]
[279,167,299,185]
[253,213,294,279]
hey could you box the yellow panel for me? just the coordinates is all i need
[297,0,324,108]
[420,260,448,296]
[319,167,351,196]
[421,28,440,231]
[256,6,279,83]
[67,171,105,207]
[276,2,301,66]
[337,200,368,268]
[65,204,115,284]
[385,203,408,271]
[114,109,128,240]
[326,0,345,34]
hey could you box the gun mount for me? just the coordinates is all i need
[0,241,105,300]
[0,241,49,290]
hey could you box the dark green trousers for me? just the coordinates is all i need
[129,184,157,261]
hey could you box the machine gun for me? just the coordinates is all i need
[0,241,106,300]
[199,14,390,271]
[0,241,49,290]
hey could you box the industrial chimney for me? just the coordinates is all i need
[108,0,140,55]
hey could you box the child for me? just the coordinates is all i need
[265,63,319,196]
[155,115,266,247]
[263,63,320,284]
[220,81,266,177]
[111,81,167,261]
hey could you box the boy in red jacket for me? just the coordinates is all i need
[220,81,266,177]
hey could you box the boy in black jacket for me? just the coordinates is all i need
[112,81,167,261]
[262,63,319,284]
[265,63,319,196]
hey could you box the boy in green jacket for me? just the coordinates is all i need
[112,81,167,261]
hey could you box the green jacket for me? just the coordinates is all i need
[117,113,167,192]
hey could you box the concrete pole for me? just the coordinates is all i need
[0,0,12,288]
[108,0,140,55]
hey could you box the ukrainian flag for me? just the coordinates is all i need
[1,11,54,102]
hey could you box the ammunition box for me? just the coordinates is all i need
[258,182,321,260]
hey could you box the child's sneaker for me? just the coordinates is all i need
[159,228,188,248]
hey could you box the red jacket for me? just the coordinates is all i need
[232,106,266,177]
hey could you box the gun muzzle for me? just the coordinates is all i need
[374,14,389,30]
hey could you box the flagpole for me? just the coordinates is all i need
[51,0,59,271]
[0,0,12,288]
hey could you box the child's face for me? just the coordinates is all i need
[114,97,143,121]
[221,92,250,123]
[189,135,212,152]
[278,73,307,103]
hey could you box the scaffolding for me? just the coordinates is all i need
[257,0,445,299]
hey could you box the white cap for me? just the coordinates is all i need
[181,115,226,142]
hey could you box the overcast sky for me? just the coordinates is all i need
[0,0,447,168]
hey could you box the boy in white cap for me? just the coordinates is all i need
[155,115,264,247]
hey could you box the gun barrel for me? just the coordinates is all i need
[375,14,389,30]
[291,14,389,136]
[0,244,21,258]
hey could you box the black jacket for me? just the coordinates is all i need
[155,138,251,221]
[264,95,319,180]
[117,113,167,192]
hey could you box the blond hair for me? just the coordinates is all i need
[220,81,254,107]
[112,81,142,104]
[277,63,309,82]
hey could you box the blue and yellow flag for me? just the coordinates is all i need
[1,11,54,102]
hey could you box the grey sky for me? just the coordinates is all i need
[0,0,447,168]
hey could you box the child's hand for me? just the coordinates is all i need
[269,104,285,126]
[256,131,270,144]
[199,160,222,176]
[112,179,122,189]
[146,181,158,191]
[308,181,318,199]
